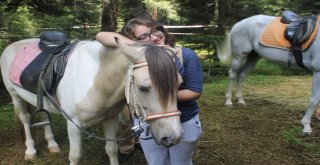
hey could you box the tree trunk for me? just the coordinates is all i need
[216,0,226,35]
[121,0,145,22]
[100,0,119,32]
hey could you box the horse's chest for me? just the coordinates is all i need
[75,98,125,126]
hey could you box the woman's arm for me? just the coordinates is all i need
[178,48,203,102]
[96,32,135,47]
[178,89,201,102]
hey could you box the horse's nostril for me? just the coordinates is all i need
[161,137,168,142]
[160,137,174,147]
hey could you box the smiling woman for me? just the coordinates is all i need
[96,13,203,165]
[135,26,163,41]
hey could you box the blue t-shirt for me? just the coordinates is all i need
[176,47,203,122]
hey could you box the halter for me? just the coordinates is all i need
[125,61,181,122]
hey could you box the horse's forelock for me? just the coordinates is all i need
[144,45,178,108]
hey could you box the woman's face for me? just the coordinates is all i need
[133,24,165,45]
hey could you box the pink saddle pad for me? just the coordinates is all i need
[9,41,42,86]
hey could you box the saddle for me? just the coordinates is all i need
[20,31,77,95]
[19,31,78,127]
[281,10,317,44]
[280,10,318,70]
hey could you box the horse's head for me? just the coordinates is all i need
[116,38,183,147]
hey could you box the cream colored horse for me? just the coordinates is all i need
[0,38,183,165]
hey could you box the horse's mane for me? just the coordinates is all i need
[144,45,179,108]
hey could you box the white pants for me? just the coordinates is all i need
[137,114,202,165]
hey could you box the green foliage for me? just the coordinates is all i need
[7,5,37,39]
[37,12,75,30]
[201,59,229,82]
[74,1,101,24]
[0,41,6,54]
[0,5,6,27]
[228,0,262,21]
[258,0,287,15]
[119,0,145,22]
[174,0,214,24]
[251,59,311,76]
[1,0,318,78]
[65,1,101,39]
[143,0,179,24]
[293,0,320,13]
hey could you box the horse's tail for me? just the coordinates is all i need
[217,32,232,64]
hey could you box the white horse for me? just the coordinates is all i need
[217,14,320,134]
[0,38,183,165]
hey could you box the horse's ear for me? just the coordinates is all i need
[115,37,145,62]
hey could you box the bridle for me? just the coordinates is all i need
[125,61,181,122]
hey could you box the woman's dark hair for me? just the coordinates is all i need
[120,16,176,47]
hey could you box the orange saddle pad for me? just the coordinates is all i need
[260,17,319,50]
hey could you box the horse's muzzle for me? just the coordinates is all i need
[158,130,183,147]
[160,137,179,147]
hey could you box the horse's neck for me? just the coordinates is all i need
[89,46,131,103]
[99,46,131,67]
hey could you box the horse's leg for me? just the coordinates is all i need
[44,124,60,153]
[103,117,120,165]
[67,120,82,165]
[27,104,60,153]
[11,97,37,160]
[301,71,320,134]
[225,56,243,106]
[236,52,260,105]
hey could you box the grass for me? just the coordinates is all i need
[196,74,320,165]
[1,60,320,164]
[194,60,320,165]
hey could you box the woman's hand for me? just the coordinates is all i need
[96,32,134,47]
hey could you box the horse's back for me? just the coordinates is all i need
[1,39,40,89]
[0,39,48,107]
[1,38,39,68]
[230,15,275,38]
[0,39,102,107]
[228,15,276,56]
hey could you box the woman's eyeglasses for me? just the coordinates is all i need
[137,27,163,41]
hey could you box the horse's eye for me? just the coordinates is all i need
[138,85,150,92]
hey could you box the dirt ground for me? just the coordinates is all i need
[1,75,320,165]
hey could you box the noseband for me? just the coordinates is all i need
[125,61,181,121]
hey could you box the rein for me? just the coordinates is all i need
[125,61,181,122]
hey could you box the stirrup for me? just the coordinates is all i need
[30,109,51,128]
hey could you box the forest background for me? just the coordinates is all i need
[1,1,320,164]
[0,0,320,84]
